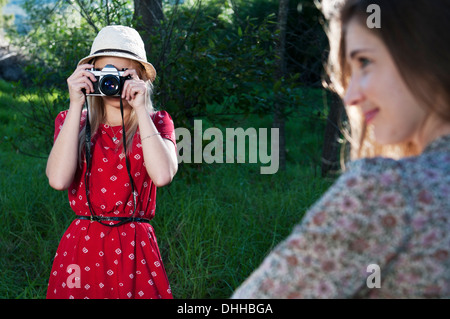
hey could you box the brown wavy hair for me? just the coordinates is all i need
[321,0,450,160]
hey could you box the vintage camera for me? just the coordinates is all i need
[86,64,131,96]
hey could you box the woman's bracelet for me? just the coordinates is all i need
[141,132,161,142]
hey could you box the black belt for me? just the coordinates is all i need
[76,215,151,225]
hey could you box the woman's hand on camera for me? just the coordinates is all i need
[67,64,97,107]
[121,69,147,110]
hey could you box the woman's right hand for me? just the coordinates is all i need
[67,64,97,107]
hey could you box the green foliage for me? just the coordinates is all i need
[9,85,69,157]
[7,0,134,87]
[151,3,281,127]
[0,0,14,28]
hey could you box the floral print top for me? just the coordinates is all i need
[232,134,450,298]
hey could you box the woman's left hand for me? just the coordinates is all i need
[121,69,147,110]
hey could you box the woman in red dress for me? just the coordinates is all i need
[45,25,178,299]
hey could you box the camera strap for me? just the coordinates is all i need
[83,94,138,227]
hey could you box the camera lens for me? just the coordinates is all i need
[99,75,120,96]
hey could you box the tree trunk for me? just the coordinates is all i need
[133,0,164,54]
[321,91,343,177]
[273,0,289,172]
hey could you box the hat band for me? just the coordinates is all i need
[93,49,144,60]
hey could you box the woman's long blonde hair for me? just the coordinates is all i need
[78,59,155,163]
[321,0,450,163]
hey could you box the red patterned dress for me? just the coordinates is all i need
[47,109,176,299]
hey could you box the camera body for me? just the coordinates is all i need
[86,64,131,96]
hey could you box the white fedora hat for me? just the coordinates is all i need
[78,25,156,82]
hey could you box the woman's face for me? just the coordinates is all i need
[343,18,428,147]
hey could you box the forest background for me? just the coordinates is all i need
[0,0,344,298]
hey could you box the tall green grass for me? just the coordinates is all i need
[155,163,332,298]
[0,79,334,298]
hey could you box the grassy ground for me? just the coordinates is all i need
[0,79,335,298]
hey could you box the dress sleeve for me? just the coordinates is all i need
[151,110,176,149]
[53,110,69,143]
[232,159,410,298]
[53,109,86,143]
